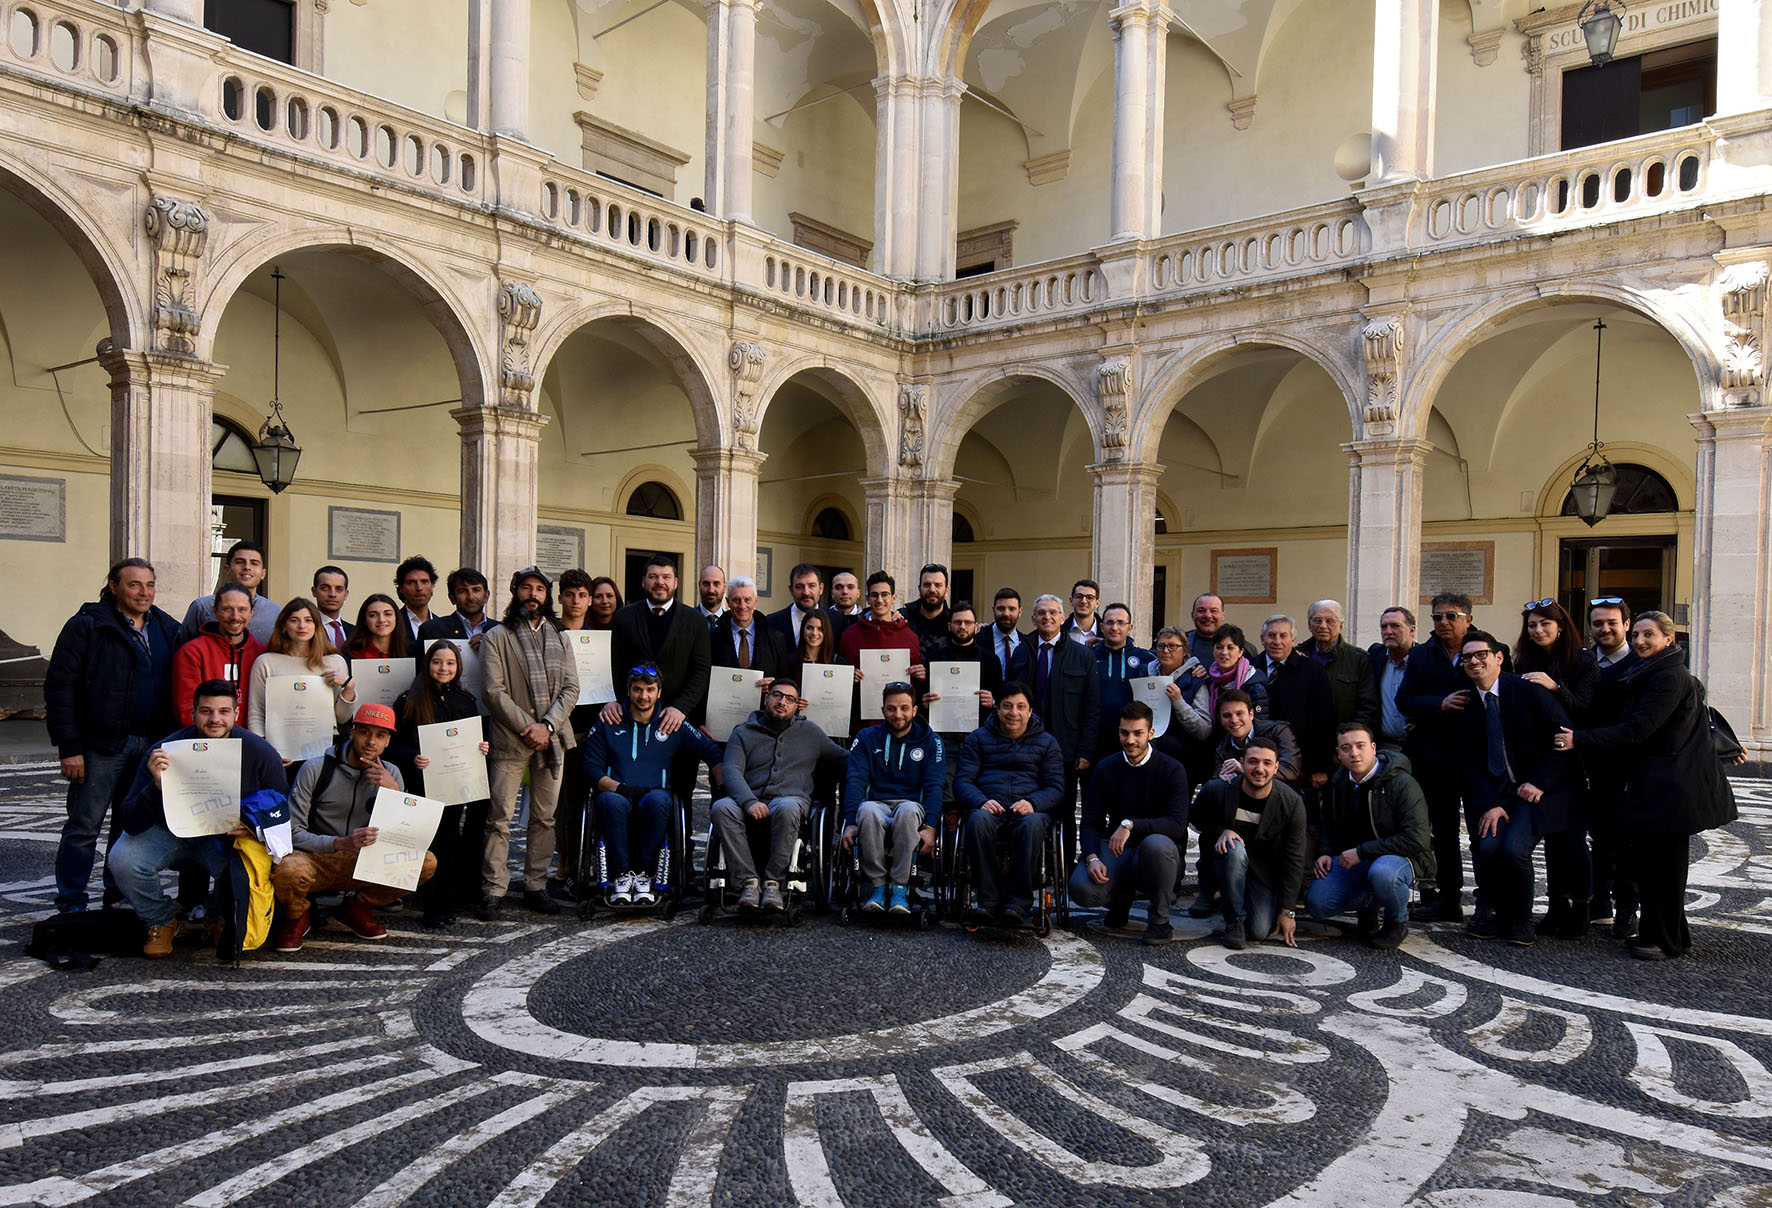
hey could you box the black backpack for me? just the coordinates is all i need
[25,908,147,970]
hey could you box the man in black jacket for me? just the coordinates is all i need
[1454,630,1575,947]
[1067,702,1190,946]
[1194,738,1308,950]
[417,567,498,648]
[44,558,181,914]
[957,686,1066,927]
[766,562,830,647]
[1367,606,1419,751]
[1008,593,1100,855]
[605,556,714,808]
[709,577,794,685]
[1255,615,1336,788]
[1397,592,1476,921]
[1586,597,1639,935]
[1305,723,1434,949]
[1303,600,1380,736]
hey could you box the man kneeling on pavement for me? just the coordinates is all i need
[1305,722,1434,948]
[844,682,944,915]
[711,678,848,912]
[1192,738,1307,949]
[110,679,289,958]
[1067,702,1190,945]
[270,702,436,951]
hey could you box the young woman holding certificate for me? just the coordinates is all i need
[345,595,412,661]
[248,598,357,757]
[391,643,491,928]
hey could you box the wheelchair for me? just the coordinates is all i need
[949,808,1071,937]
[697,800,824,926]
[570,791,693,922]
[813,801,940,930]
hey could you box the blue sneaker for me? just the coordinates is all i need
[862,885,887,913]
[888,885,911,915]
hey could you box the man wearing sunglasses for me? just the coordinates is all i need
[1453,630,1574,947]
[712,678,848,912]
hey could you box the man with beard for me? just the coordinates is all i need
[479,567,579,920]
[898,562,953,650]
[696,564,727,629]
[768,562,830,646]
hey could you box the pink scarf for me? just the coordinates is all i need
[1205,657,1254,717]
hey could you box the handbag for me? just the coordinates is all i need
[1709,705,1745,765]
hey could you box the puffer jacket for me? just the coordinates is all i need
[954,713,1066,815]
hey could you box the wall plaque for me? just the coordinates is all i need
[0,474,65,542]
[536,525,585,576]
[1419,541,1494,606]
[1210,547,1276,604]
[328,506,401,563]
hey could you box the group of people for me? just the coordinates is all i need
[42,542,1741,963]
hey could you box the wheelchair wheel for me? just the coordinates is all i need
[659,897,679,921]
[698,903,717,925]
[914,906,932,931]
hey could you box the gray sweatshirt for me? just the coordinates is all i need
[288,742,406,854]
[721,711,847,806]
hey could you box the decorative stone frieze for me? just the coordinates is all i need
[729,340,766,449]
[1361,315,1404,433]
[1097,356,1132,460]
[143,196,210,356]
[1720,260,1769,409]
[898,383,926,470]
[496,280,542,410]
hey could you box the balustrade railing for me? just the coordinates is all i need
[537,165,725,281]
[932,255,1105,330]
[1148,199,1365,292]
[1,0,132,101]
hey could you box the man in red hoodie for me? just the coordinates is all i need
[838,571,924,673]
[171,583,266,726]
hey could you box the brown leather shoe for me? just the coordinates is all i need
[142,922,178,959]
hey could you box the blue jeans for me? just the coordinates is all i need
[1305,853,1414,925]
[593,789,672,879]
[1212,841,1281,939]
[107,824,229,927]
[56,735,148,911]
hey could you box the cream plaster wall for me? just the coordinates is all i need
[323,0,468,123]
[754,93,877,252]
[1432,0,1532,176]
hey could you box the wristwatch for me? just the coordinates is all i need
[542,719,556,734]
[1118,818,1133,831]
[1282,909,1296,919]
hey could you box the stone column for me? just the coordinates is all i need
[1718,0,1772,117]
[1691,408,1772,753]
[704,0,759,222]
[909,478,959,584]
[488,0,530,140]
[690,446,766,583]
[915,78,964,281]
[101,347,224,612]
[862,475,916,586]
[1369,0,1438,184]
[1343,437,1429,647]
[455,404,546,598]
[1089,461,1160,628]
[873,75,962,280]
[1108,2,1170,242]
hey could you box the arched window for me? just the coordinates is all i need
[811,507,852,541]
[625,480,682,520]
[212,418,259,474]
[1559,463,1678,517]
[952,513,976,543]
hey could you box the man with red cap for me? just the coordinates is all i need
[269,701,437,951]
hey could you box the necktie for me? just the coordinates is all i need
[330,620,345,649]
[1000,631,1012,677]
[738,628,751,670]
[654,606,665,618]
[1485,692,1509,779]
[1037,642,1052,702]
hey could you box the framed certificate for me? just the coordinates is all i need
[1129,676,1173,737]
[417,716,489,805]
[569,629,616,705]
[351,658,416,710]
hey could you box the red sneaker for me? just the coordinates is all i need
[335,895,387,940]
[271,911,311,953]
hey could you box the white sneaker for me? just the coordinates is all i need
[609,873,635,905]
[631,873,656,904]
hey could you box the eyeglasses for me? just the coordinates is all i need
[1523,598,1557,611]
[1590,597,1625,607]
[1462,649,1499,661]
[1430,612,1467,623]
[766,689,799,701]
[1071,591,1098,601]
[1153,641,1184,651]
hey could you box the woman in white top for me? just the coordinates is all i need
[248,596,358,745]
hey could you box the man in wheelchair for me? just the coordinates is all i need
[843,682,944,915]
[712,678,849,913]
[582,664,722,905]
[956,682,1066,928]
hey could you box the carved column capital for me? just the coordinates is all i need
[1096,355,1133,461]
[1720,261,1769,408]
[1361,315,1406,434]
[728,340,767,449]
[144,196,211,356]
[496,280,543,410]
[897,382,927,471]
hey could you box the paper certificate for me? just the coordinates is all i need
[162,738,243,838]
[569,629,616,705]
[927,661,981,734]
[263,675,335,761]
[417,716,489,805]
[798,663,851,737]
[856,648,912,720]
[351,658,416,710]
[425,639,484,704]
[352,786,444,892]
[706,668,765,740]
[1130,676,1173,737]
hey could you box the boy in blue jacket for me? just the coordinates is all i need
[844,681,945,914]
[582,665,723,904]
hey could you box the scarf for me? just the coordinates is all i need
[1205,656,1253,718]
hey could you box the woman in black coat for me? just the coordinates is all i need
[391,642,491,928]
[1557,611,1739,960]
